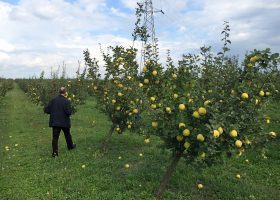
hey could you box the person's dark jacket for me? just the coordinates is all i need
[44,95,72,128]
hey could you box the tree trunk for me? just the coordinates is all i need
[155,151,183,199]
[101,125,114,153]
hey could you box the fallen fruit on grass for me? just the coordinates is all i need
[144,138,150,144]
[269,131,277,138]
[197,184,203,189]
[125,164,130,169]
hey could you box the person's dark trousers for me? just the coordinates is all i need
[52,126,74,156]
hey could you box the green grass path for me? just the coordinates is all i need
[1,84,280,200]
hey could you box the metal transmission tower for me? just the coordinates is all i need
[134,0,164,70]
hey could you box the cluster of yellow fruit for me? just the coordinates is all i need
[247,55,260,68]
[240,89,270,106]
[141,60,162,92]
[27,87,42,104]
[192,107,207,118]
[67,80,71,87]
[147,75,273,160]
[175,122,191,148]
[213,127,224,138]
[259,90,270,97]
[126,121,133,129]
[115,126,121,133]
[210,128,241,148]
[65,80,84,106]
[65,92,79,103]
[93,69,145,134]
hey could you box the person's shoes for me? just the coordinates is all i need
[68,144,76,150]
[52,153,58,158]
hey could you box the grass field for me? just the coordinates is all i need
[1,84,280,200]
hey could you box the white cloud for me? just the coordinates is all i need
[153,0,280,57]
[110,7,128,18]
[0,0,126,78]
[0,0,279,78]
[0,52,10,61]
[0,39,15,52]
[120,0,137,10]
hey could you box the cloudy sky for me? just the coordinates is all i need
[0,0,279,78]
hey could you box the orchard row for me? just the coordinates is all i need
[0,78,13,100]
[15,43,280,198]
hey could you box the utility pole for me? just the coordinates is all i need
[135,0,164,70]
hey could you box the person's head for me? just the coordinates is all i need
[59,87,67,96]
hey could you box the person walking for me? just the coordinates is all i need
[44,87,76,157]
